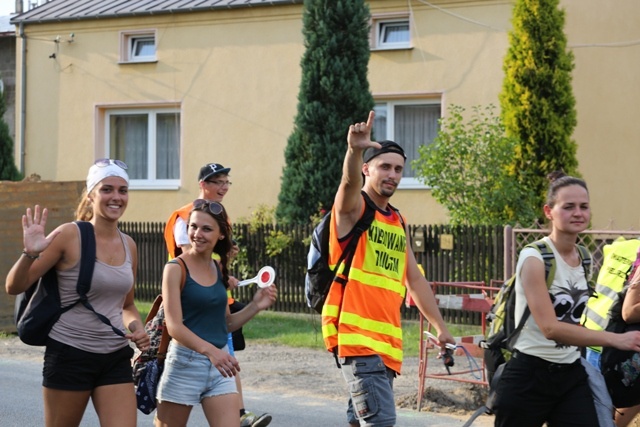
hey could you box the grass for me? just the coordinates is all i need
[135,300,482,358]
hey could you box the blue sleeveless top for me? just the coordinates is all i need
[171,260,228,349]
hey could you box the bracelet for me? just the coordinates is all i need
[22,250,40,260]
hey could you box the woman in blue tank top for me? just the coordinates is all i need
[155,199,277,427]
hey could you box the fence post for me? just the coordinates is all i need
[504,224,513,279]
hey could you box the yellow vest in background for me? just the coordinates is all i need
[582,237,640,352]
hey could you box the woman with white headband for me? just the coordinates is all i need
[5,158,150,427]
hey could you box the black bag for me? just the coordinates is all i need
[304,191,379,314]
[14,221,125,346]
[229,300,246,351]
[601,287,640,408]
[15,221,95,346]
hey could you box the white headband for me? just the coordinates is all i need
[86,162,130,193]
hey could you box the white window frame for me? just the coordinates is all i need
[104,107,181,190]
[373,98,441,189]
[120,29,157,63]
[371,14,411,51]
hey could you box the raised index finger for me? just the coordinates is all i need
[365,110,375,131]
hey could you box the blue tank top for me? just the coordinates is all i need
[173,260,228,349]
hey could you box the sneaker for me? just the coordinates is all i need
[240,411,272,427]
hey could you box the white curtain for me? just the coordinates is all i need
[394,104,440,177]
[156,113,180,180]
[111,114,147,179]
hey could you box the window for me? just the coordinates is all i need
[105,108,180,189]
[120,30,157,63]
[372,16,411,50]
[373,100,441,188]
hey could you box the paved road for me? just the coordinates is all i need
[0,357,492,426]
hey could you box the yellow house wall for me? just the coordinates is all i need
[12,0,640,228]
[564,0,640,230]
[15,6,303,225]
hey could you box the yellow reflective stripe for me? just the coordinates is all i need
[340,311,403,340]
[322,323,338,338]
[322,303,340,317]
[339,333,403,362]
[349,268,405,297]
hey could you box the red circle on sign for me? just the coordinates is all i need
[261,271,270,283]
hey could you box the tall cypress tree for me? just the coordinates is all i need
[0,90,22,181]
[276,0,374,224]
[500,0,578,210]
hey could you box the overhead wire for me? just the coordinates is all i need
[410,0,640,49]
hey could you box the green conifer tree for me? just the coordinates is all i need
[500,0,579,212]
[276,0,374,224]
[0,90,22,181]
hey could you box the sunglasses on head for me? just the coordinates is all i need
[193,199,224,216]
[95,158,128,170]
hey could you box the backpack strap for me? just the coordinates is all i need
[577,244,592,285]
[529,240,556,288]
[332,191,377,286]
[74,221,126,338]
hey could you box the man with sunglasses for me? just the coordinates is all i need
[163,163,272,427]
[325,112,456,427]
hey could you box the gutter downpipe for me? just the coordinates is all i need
[18,21,26,174]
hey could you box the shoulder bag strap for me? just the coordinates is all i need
[158,257,187,363]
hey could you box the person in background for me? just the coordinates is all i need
[5,158,150,427]
[163,163,272,427]
[612,265,640,427]
[491,171,640,426]
[154,199,276,426]
[324,111,456,426]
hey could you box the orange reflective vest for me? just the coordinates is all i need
[163,203,193,259]
[322,200,407,373]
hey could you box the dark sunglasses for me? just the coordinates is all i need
[95,158,128,170]
[193,199,224,216]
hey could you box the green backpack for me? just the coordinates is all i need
[481,239,591,385]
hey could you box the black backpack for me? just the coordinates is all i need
[305,192,376,314]
[14,221,125,346]
[601,286,640,408]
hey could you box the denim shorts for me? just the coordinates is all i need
[157,342,237,406]
[341,354,396,427]
[43,338,134,391]
[585,348,601,371]
[227,332,235,357]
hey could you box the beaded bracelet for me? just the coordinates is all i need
[22,250,40,260]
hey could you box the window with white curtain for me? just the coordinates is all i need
[373,100,441,188]
[372,16,411,50]
[105,108,180,188]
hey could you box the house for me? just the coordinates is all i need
[9,0,640,229]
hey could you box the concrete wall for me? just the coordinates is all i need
[0,179,84,333]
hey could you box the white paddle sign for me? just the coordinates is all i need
[237,266,276,288]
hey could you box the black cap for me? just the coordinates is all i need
[198,163,231,182]
[363,140,407,163]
